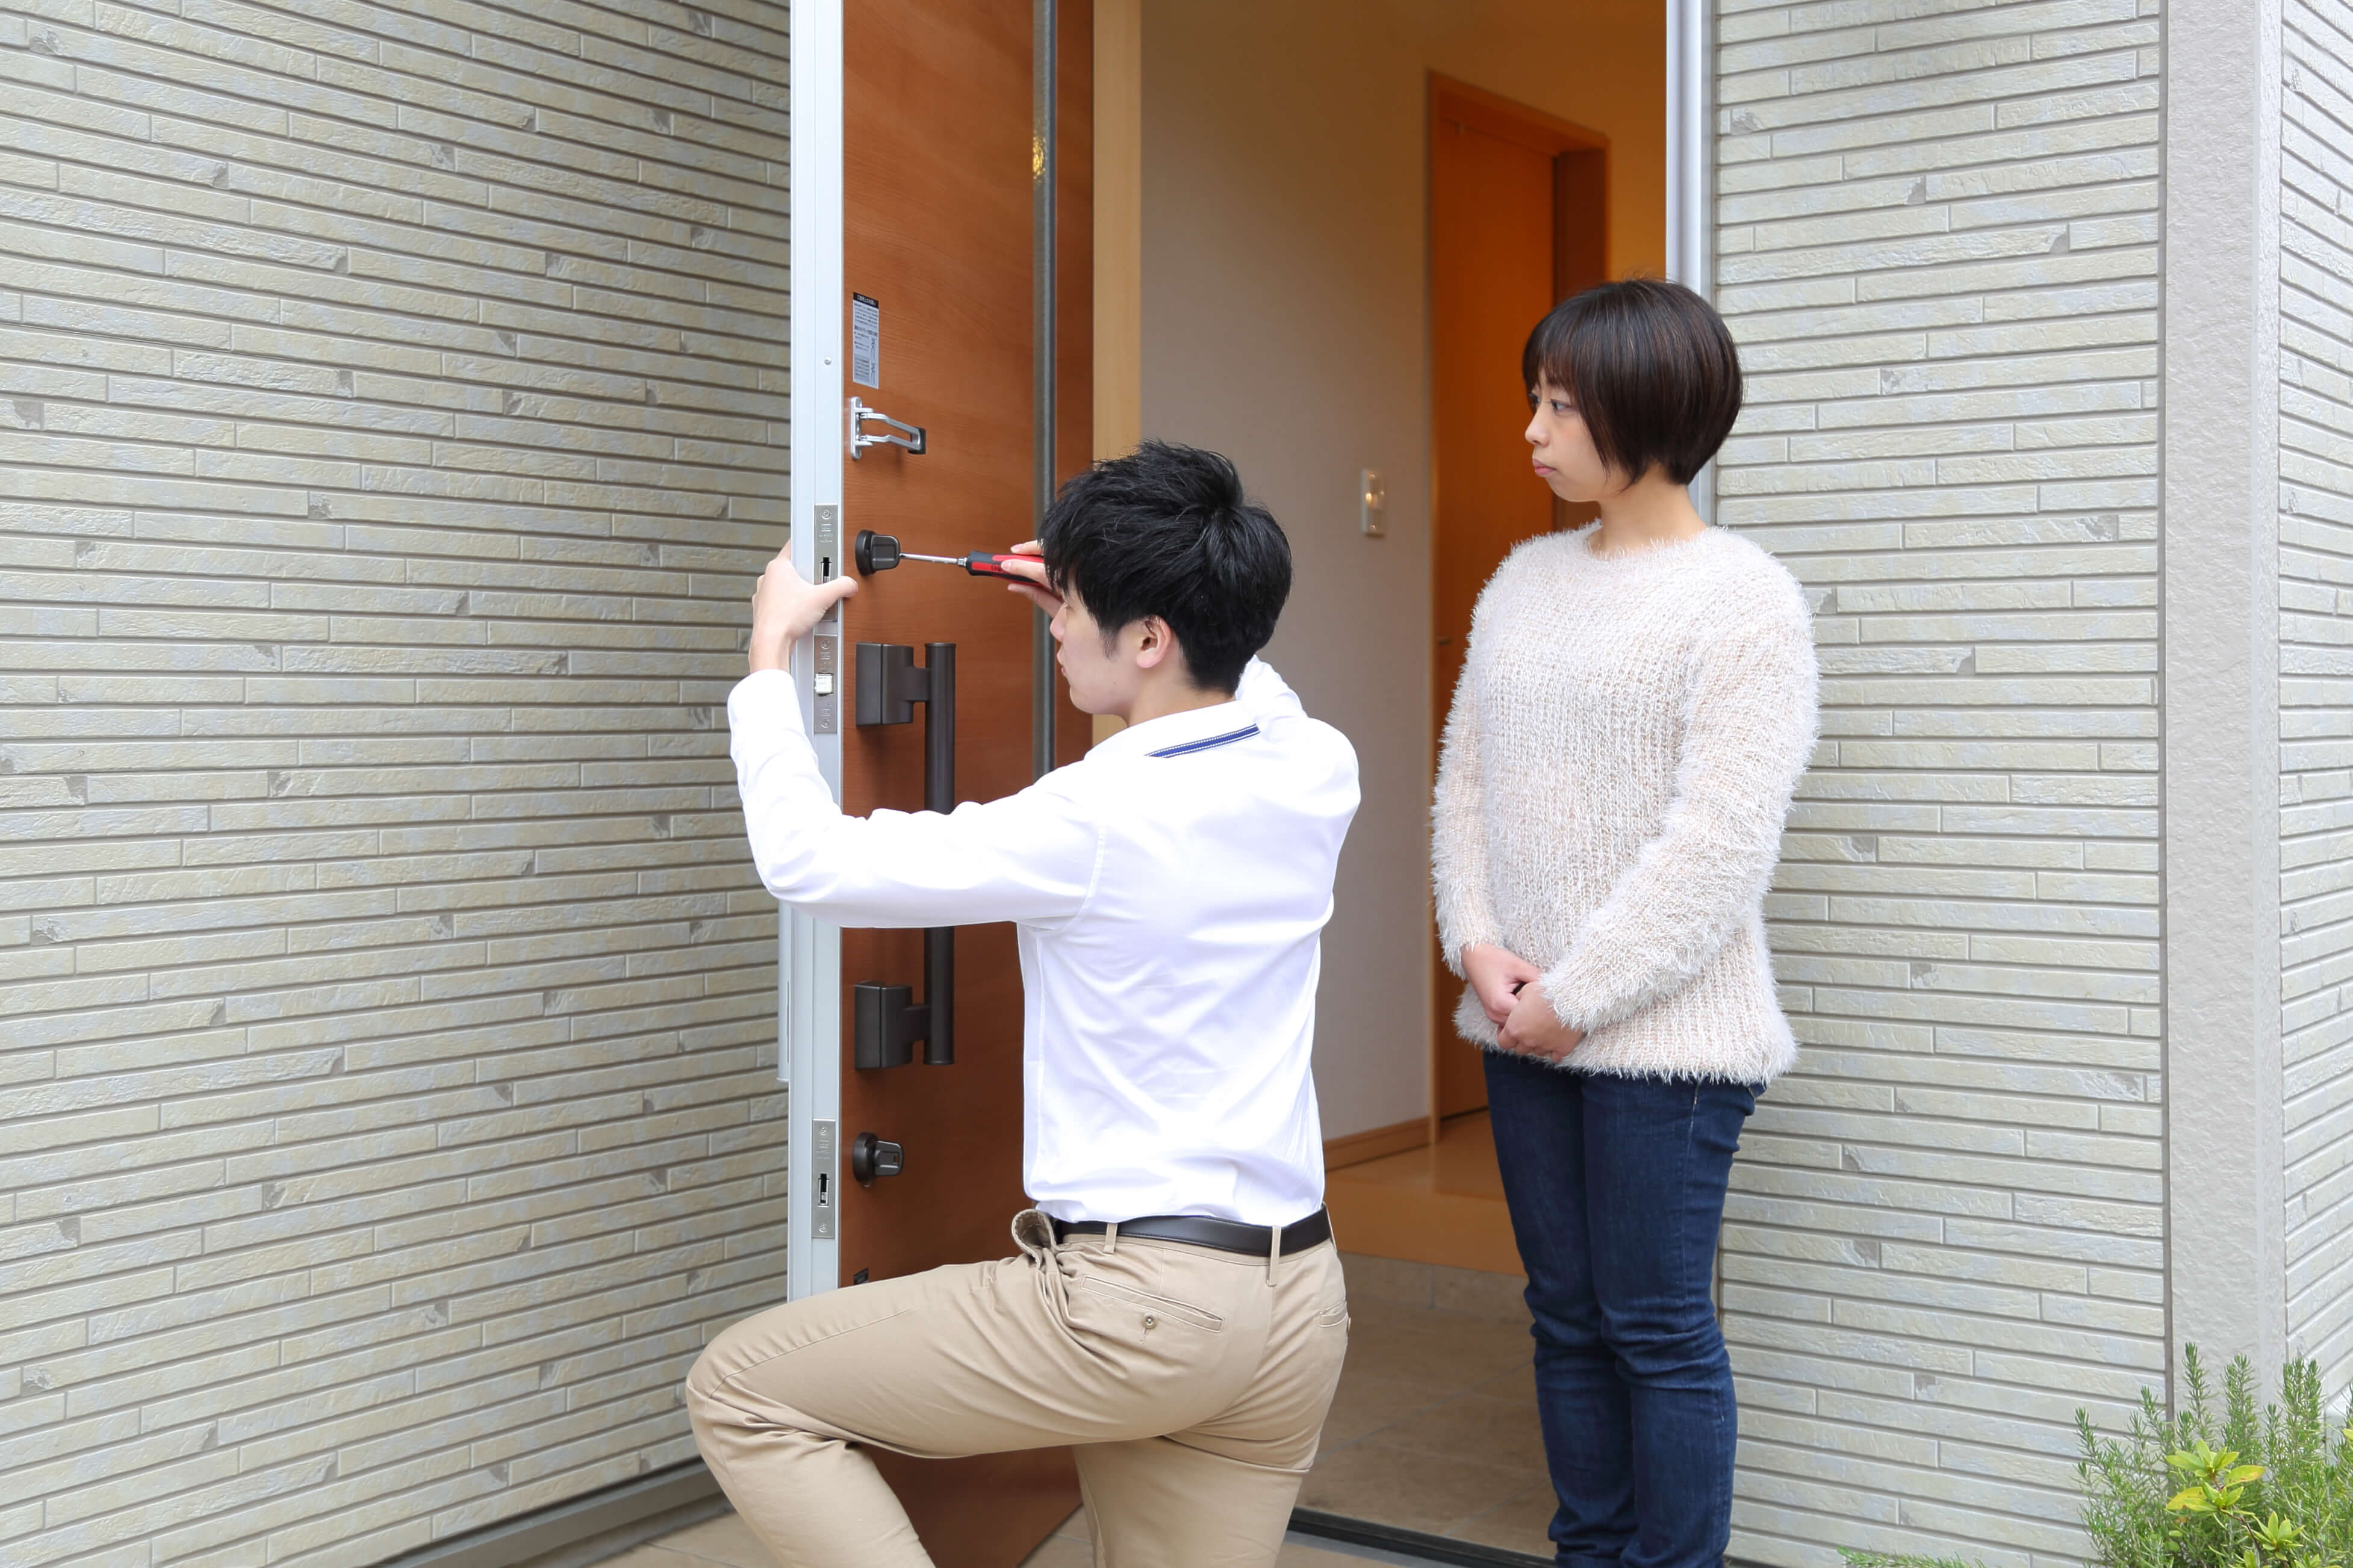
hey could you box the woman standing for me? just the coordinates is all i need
[1432,278,1817,1568]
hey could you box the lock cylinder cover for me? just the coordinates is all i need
[850,1132,905,1185]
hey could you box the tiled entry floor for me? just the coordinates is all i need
[1302,1253,1552,1557]
[620,1252,1552,1567]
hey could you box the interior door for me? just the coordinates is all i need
[1428,78,1608,1120]
[786,2,1093,1564]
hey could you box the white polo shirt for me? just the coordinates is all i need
[726,659,1360,1226]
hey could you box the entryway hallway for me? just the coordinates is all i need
[1323,1114,1523,1277]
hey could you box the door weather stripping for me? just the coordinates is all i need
[847,395,926,459]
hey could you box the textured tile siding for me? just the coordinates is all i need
[0,1,791,1563]
[1712,1,2163,1563]
[2282,0,2353,1397]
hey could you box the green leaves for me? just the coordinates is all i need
[2163,1442,2270,1517]
[2245,1512,2301,1554]
[2075,1348,2353,1568]
[1851,1351,2352,1568]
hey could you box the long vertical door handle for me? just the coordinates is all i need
[851,640,958,1069]
[922,642,954,1065]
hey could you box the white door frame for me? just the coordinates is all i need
[1665,0,1715,518]
[782,0,845,1302]
[1665,0,1711,299]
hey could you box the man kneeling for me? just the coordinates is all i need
[686,441,1361,1568]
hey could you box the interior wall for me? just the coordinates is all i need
[1137,0,1666,1141]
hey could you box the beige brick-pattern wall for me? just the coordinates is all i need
[1712,1,2163,1564]
[0,0,789,1563]
[2281,0,2353,1397]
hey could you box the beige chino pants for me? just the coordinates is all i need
[685,1209,1351,1568]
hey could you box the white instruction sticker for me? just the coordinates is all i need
[850,293,880,388]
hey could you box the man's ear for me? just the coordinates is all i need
[1132,616,1177,673]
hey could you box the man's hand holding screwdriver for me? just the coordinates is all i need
[747,538,1059,677]
[993,542,1059,616]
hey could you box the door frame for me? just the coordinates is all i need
[781,0,1715,1288]
[1665,0,1714,515]
[1424,73,1611,1136]
[783,0,845,1303]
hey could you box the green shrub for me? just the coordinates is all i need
[1837,1346,2353,1568]
[2073,1346,2353,1568]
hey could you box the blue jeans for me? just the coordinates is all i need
[1482,1050,1757,1568]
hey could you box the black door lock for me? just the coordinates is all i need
[850,1132,904,1185]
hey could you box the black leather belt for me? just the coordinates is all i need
[1052,1207,1332,1257]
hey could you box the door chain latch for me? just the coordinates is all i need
[847,395,926,460]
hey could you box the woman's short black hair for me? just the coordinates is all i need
[1039,440,1292,695]
[1522,277,1743,487]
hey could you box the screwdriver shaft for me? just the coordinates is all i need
[894,548,1036,581]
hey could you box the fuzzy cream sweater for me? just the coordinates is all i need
[1432,524,1819,1085]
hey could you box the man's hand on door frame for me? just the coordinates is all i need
[748,548,858,674]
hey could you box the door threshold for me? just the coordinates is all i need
[1288,1508,1549,1567]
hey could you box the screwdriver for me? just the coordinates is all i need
[854,530,1040,582]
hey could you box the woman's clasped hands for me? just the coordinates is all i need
[1462,943,1583,1064]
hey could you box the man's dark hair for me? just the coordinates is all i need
[1039,441,1292,695]
[1522,277,1743,487]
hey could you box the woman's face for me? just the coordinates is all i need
[1525,377,1614,503]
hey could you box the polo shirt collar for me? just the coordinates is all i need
[1089,698,1258,764]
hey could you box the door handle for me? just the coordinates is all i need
[847,395,927,459]
[852,642,956,1069]
[850,1132,905,1185]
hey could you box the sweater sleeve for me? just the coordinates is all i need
[1540,597,1818,1034]
[1431,624,1508,978]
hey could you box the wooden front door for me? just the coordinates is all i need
[1428,76,1608,1120]
[831,2,1092,1563]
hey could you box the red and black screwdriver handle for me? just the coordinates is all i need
[854,530,1040,582]
[935,551,1035,581]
